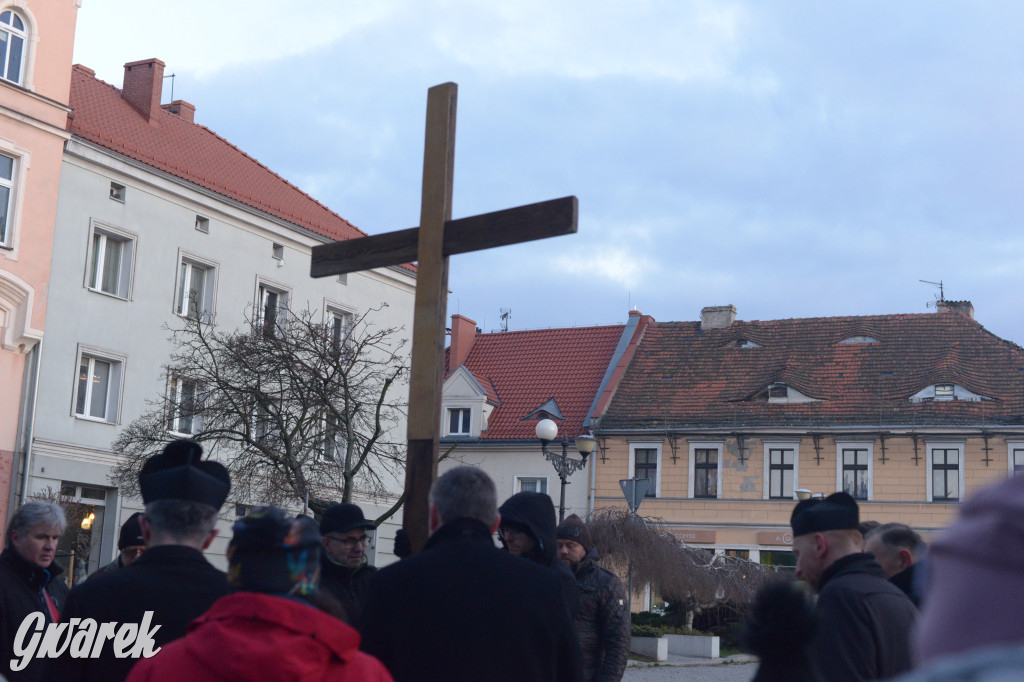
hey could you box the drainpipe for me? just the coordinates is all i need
[589,446,596,517]
[16,340,44,506]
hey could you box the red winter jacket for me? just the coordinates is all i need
[125,592,393,682]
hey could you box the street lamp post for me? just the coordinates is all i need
[535,418,598,522]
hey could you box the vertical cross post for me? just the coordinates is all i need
[404,83,457,553]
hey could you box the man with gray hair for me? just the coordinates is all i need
[863,522,926,607]
[49,439,233,682]
[1,501,68,682]
[360,466,583,681]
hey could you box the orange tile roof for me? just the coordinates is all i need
[448,325,627,440]
[68,65,414,272]
[602,311,1024,429]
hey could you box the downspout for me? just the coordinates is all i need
[16,339,44,505]
[589,444,596,517]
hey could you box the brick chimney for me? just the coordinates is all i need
[450,315,478,369]
[935,300,974,319]
[161,100,195,123]
[700,305,737,330]
[122,58,165,124]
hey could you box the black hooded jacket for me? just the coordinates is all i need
[571,546,630,682]
[499,492,581,617]
[0,547,70,682]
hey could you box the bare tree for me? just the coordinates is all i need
[588,507,775,627]
[110,303,409,521]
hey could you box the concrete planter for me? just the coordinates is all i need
[663,633,720,659]
[630,636,668,661]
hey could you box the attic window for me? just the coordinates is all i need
[109,182,126,202]
[840,336,879,344]
[272,243,284,261]
[909,383,991,403]
[934,384,954,399]
[195,216,209,233]
[767,384,788,401]
[734,339,761,349]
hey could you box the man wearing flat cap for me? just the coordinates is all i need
[88,512,146,580]
[319,502,377,625]
[49,439,234,682]
[790,492,917,682]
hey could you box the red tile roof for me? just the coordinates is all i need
[448,325,628,440]
[68,65,414,272]
[601,311,1024,429]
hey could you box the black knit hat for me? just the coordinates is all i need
[139,439,230,509]
[791,492,860,537]
[557,514,593,550]
[227,506,321,595]
[118,512,145,549]
[319,503,375,536]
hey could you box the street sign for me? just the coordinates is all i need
[619,477,652,514]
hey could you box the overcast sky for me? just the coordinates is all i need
[73,1,1024,343]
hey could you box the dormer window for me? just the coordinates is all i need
[729,339,761,349]
[768,384,788,401]
[934,384,954,399]
[909,383,990,403]
[448,408,471,436]
[840,336,879,345]
[762,382,821,404]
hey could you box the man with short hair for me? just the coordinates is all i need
[556,514,629,682]
[360,466,584,682]
[319,502,377,624]
[863,522,926,607]
[50,439,233,682]
[1,501,69,682]
[791,492,917,682]
[89,512,146,580]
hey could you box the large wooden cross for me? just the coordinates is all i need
[310,82,578,553]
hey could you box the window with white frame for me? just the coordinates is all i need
[175,254,217,321]
[167,376,200,435]
[322,413,343,461]
[0,10,27,85]
[74,348,125,423]
[927,444,964,502]
[0,152,14,247]
[256,281,289,337]
[689,443,722,499]
[327,307,354,355]
[630,443,661,498]
[516,476,548,494]
[837,444,872,501]
[765,444,797,499]
[253,397,281,444]
[85,223,135,299]
[1009,443,1024,477]
[447,408,471,436]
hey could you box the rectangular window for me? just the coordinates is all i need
[694,448,718,499]
[0,152,13,246]
[109,182,125,202]
[175,257,216,321]
[448,408,471,435]
[635,448,658,497]
[195,215,209,233]
[323,413,343,461]
[517,477,548,494]
[931,448,960,501]
[842,448,870,500]
[768,448,795,499]
[1014,448,1024,476]
[329,308,354,355]
[934,384,955,398]
[257,282,289,337]
[724,549,750,560]
[167,376,200,435]
[85,224,135,299]
[74,349,124,423]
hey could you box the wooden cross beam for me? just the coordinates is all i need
[310,82,578,553]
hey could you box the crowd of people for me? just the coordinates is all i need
[1,435,1021,681]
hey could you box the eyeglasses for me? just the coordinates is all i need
[325,534,371,549]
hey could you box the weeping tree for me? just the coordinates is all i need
[110,303,410,523]
[588,507,776,627]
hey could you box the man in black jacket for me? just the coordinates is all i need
[87,512,146,580]
[48,439,232,682]
[499,491,581,618]
[318,502,377,624]
[360,466,584,682]
[863,522,926,607]
[791,492,917,682]
[556,514,629,682]
[0,501,69,682]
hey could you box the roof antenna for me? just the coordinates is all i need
[162,73,176,102]
[920,279,945,308]
[499,308,511,332]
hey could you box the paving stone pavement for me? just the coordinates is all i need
[623,654,758,681]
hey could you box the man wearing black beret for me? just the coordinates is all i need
[790,492,917,682]
[318,502,378,625]
[48,439,233,682]
[88,512,146,580]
